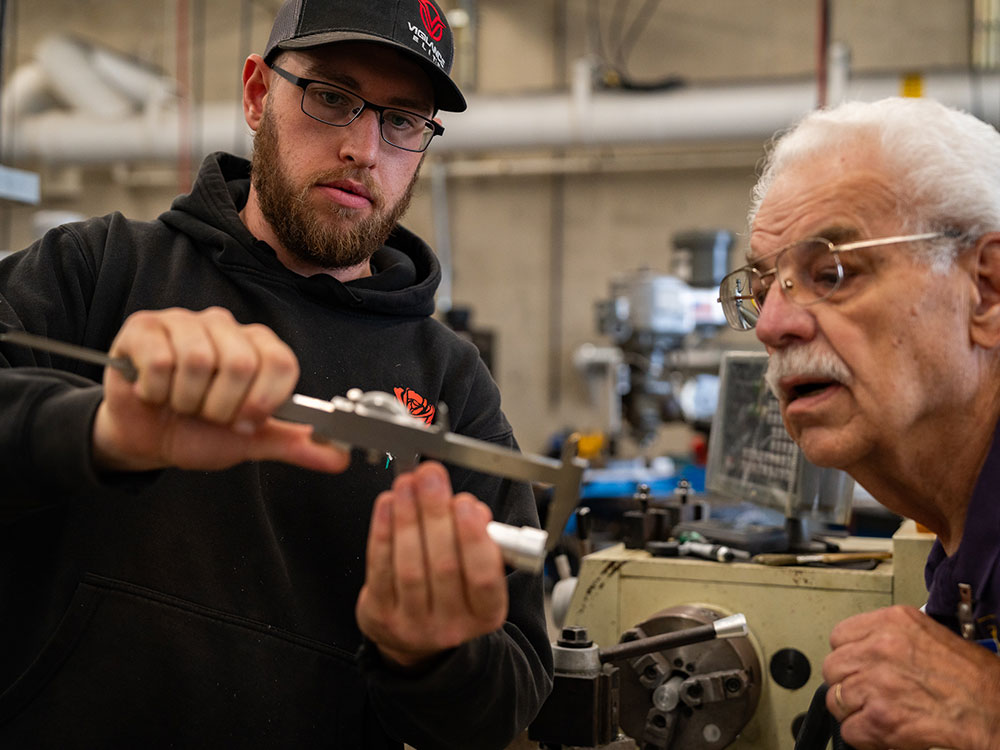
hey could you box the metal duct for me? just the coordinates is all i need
[434,71,1000,152]
[1,62,61,122]
[34,35,137,119]
[4,35,1000,164]
[8,103,252,164]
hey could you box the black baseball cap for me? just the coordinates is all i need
[264,0,467,112]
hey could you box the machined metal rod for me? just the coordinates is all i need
[599,614,748,664]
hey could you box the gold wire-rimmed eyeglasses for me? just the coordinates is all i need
[717,232,951,330]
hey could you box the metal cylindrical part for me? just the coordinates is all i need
[599,622,718,663]
[486,521,547,574]
[652,675,686,712]
[552,642,603,673]
[712,613,748,640]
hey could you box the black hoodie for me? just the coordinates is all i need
[0,153,553,748]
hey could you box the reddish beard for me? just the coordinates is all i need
[250,103,419,270]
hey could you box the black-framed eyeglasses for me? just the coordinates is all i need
[269,64,444,153]
[717,232,950,331]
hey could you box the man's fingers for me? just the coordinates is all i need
[454,495,507,624]
[94,308,358,477]
[109,308,300,429]
[110,310,177,404]
[234,323,299,423]
[413,464,464,621]
[354,463,511,666]
[391,474,430,617]
[246,419,352,473]
[198,317,261,424]
[829,609,880,650]
[829,605,924,649]
[827,678,861,722]
[110,307,221,413]
[164,314,220,414]
[362,493,398,605]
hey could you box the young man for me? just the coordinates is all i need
[718,97,1000,749]
[0,1,552,747]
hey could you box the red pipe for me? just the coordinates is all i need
[817,0,831,109]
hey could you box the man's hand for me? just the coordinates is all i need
[355,461,508,669]
[92,307,349,474]
[823,605,1000,750]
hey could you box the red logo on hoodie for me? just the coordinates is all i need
[395,387,436,425]
[418,0,446,42]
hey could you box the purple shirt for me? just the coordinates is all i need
[924,425,1000,639]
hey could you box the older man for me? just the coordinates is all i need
[717,97,1000,750]
[0,1,551,747]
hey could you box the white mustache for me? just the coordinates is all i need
[764,346,852,399]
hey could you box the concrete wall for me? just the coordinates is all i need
[0,0,977,454]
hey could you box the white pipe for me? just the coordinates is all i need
[5,71,1000,164]
[433,71,1000,152]
[430,162,453,312]
[35,35,136,119]
[826,42,851,107]
[9,103,252,164]
[0,62,60,123]
[89,43,176,108]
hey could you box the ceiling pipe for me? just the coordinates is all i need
[4,35,1000,164]
[35,35,135,119]
[816,0,831,108]
[1,62,60,121]
[973,0,1000,70]
[6,71,1000,165]
[435,70,1000,152]
[7,103,251,164]
[31,35,174,117]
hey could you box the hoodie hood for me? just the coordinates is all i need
[158,152,441,318]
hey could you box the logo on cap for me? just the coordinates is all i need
[418,0,446,42]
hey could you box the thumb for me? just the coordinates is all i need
[246,419,352,474]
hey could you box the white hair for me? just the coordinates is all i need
[749,97,1000,267]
